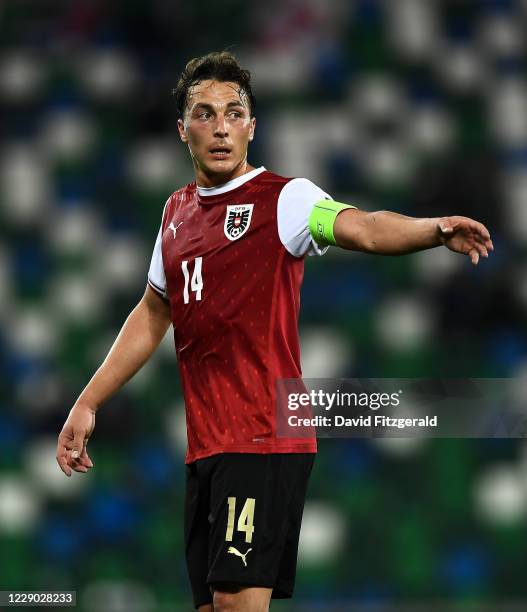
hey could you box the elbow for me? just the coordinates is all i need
[361,239,379,254]
[335,214,378,253]
[354,212,386,253]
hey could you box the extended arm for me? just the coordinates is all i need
[56,285,172,476]
[331,207,493,265]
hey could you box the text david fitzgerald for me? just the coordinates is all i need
[288,414,438,429]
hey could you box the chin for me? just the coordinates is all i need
[206,159,239,175]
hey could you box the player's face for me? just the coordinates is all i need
[178,80,256,187]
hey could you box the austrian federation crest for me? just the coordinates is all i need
[224,204,254,241]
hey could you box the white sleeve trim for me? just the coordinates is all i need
[277,178,332,258]
[147,200,169,298]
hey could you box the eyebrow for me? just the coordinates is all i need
[191,100,246,112]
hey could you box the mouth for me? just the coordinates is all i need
[209,146,232,159]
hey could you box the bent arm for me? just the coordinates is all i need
[74,285,172,413]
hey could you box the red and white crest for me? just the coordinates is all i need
[224,204,254,241]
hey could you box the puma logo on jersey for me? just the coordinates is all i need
[227,546,252,567]
[168,221,183,238]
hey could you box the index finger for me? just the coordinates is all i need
[472,220,491,241]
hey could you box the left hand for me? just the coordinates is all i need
[438,216,494,265]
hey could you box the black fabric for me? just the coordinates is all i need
[184,452,315,609]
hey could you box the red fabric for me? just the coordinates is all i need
[161,171,317,463]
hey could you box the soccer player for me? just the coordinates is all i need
[56,52,493,612]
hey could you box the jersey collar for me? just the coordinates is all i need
[197,166,266,197]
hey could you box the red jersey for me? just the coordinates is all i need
[148,167,331,463]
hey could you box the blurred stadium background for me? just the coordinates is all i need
[1,0,527,610]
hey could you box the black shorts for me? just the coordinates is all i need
[184,452,315,609]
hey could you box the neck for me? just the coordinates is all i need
[194,157,255,188]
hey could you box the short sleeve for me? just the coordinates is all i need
[277,178,333,258]
[147,202,169,299]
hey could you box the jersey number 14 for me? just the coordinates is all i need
[181,257,203,304]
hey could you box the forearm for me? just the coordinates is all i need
[74,288,171,413]
[334,209,442,255]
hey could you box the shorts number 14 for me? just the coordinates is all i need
[225,497,255,544]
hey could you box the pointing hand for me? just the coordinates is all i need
[438,216,494,265]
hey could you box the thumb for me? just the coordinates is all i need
[439,221,453,234]
[71,432,85,460]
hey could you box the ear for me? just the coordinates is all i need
[248,116,256,142]
[177,118,187,143]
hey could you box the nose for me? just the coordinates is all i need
[213,114,228,138]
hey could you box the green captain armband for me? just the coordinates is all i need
[308,200,357,246]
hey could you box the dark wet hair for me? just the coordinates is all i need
[173,51,256,118]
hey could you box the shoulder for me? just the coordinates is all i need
[255,171,327,199]
[170,181,197,202]
[164,182,197,213]
[275,176,332,257]
[254,170,293,189]
[277,177,329,203]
